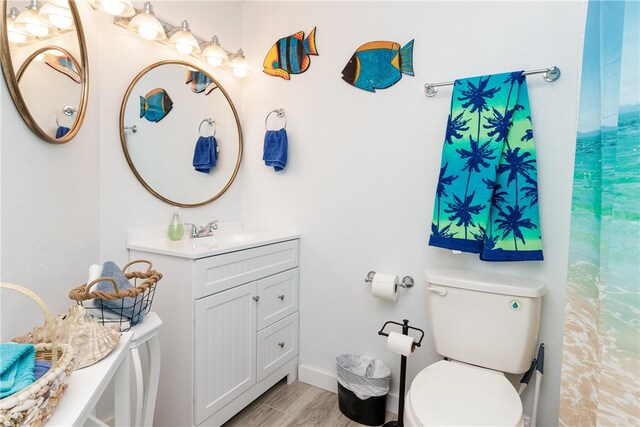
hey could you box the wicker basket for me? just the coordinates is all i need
[0,284,75,427]
[68,260,162,332]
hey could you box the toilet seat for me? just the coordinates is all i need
[405,360,523,427]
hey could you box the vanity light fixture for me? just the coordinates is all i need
[127,1,165,41]
[39,2,73,29]
[15,0,59,38]
[88,0,135,18]
[201,35,229,67]
[229,49,251,78]
[93,2,250,78]
[6,7,34,44]
[169,20,200,55]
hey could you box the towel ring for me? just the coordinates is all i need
[265,108,286,131]
[199,117,216,137]
[56,106,77,127]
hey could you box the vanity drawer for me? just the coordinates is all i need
[257,268,298,329]
[257,312,299,382]
[195,240,299,299]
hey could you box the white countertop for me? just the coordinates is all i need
[46,331,133,426]
[127,227,299,259]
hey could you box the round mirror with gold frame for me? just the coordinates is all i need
[0,0,88,144]
[120,60,243,208]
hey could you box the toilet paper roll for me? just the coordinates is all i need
[387,331,416,357]
[371,273,399,302]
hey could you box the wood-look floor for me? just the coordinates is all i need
[222,380,395,427]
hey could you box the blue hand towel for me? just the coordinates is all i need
[263,129,288,172]
[34,360,51,381]
[95,261,145,325]
[56,126,70,139]
[0,343,35,398]
[193,136,218,173]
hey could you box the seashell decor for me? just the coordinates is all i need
[12,305,121,370]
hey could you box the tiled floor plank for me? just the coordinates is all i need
[222,380,396,427]
[262,380,328,416]
[234,404,292,427]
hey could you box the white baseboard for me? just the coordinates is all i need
[298,364,399,415]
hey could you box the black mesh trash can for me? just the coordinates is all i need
[336,354,390,426]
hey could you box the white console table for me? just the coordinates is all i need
[46,331,133,426]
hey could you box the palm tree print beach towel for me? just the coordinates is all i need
[429,71,543,261]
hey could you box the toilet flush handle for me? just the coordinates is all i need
[427,286,447,296]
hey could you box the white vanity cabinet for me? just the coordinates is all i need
[128,235,299,427]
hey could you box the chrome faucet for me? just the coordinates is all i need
[183,221,218,238]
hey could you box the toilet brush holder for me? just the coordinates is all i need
[378,319,424,427]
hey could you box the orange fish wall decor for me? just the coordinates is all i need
[263,27,318,80]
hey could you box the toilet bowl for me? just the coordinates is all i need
[403,360,523,427]
[404,269,545,427]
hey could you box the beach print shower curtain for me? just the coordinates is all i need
[559,1,639,425]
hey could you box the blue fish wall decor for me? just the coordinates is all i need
[341,40,414,92]
[186,70,218,95]
[140,88,173,123]
[263,27,318,80]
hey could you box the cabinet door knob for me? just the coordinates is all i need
[278,342,285,348]
[277,294,285,301]
[252,296,260,302]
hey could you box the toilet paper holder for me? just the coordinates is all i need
[378,319,424,350]
[378,319,424,427]
[365,271,414,288]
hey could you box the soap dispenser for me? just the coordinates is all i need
[167,208,184,241]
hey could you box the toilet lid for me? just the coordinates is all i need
[408,360,523,426]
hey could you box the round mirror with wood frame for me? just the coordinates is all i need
[120,60,243,208]
[0,0,88,144]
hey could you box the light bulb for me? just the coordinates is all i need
[7,7,31,44]
[89,0,134,17]
[207,56,223,67]
[233,67,249,78]
[8,29,28,44]
[16,3,57,38]
[175,42,193,55]
[40,4,73,29]
[25,21,48,37]
[202,36,228,67]
[169,21,200,55]
[48,13,72,28]
[127,2,165,41]
[138,25,158,40]
[230,49,251,78]
[101,0,124,16]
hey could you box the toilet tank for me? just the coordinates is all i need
[426,268,545,374]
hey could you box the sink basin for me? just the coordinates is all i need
[127,229,298,259]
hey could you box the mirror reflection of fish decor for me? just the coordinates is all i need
[341,40,414,92]
[185,70,218,95]
[44,54,81,84]
[263,27,318,80]
[140,88,173,123]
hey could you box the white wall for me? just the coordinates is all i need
[240,2,584,425]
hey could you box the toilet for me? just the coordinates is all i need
[404,268,546,427]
